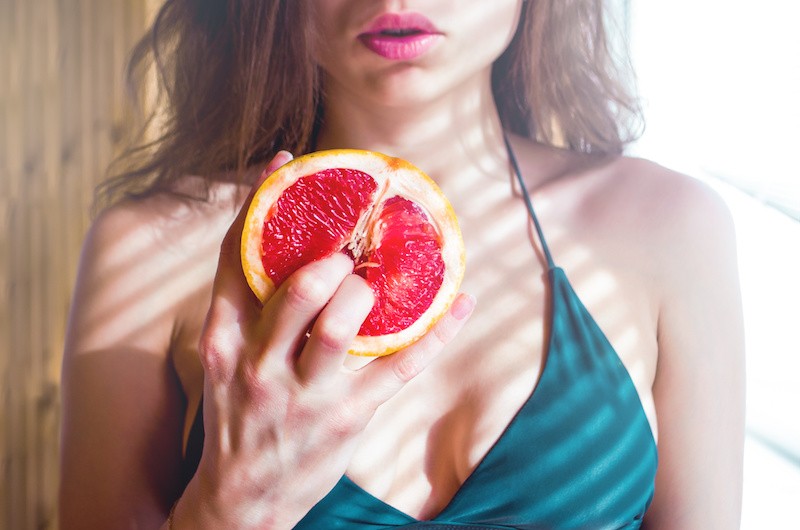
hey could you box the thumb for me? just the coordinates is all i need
[203,150,295,374]
[216,150,294,274]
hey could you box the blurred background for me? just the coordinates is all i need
[627,1,800,525]
[1,0,798,528]
[626,1,800,526]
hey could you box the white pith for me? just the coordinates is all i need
[346,178,390,265]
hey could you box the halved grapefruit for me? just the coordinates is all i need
[241,149,465,356]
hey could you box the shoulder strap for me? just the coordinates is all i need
[504,135,556,269]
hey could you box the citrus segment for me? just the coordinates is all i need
[260,168,377,285]
[241,149,465,356]
[357,196,445,336]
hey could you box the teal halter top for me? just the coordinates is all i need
[181,140,658,529]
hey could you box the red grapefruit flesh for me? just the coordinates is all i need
[241,149,465,356]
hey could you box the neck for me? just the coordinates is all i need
[314,72,510,189]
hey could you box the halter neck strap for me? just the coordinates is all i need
[503,135,556,270]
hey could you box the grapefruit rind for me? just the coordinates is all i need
[241,149,465,356]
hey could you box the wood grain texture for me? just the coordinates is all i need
[1,1,152,527]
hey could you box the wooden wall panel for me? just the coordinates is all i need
[1,1,151,528]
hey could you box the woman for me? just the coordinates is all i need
[60,1,745,528]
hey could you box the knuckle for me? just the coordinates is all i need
[324,414,357,439]
[432,317,456,347]
[198,330,232,382]
[285,268,331,311]
[391,351,422,383]
[313,317,353,352]
[238,362,274,404]
[328,397,369,436]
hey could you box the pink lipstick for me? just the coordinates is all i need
[358,13,443,61]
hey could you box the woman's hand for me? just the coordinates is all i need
[173,152,475,529]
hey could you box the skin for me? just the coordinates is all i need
[60,0,745,528]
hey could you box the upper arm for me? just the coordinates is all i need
[644,175,745,528]
[60,203,187,529]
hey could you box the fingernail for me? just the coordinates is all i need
[451,293,476,320]
[275,150,293,162]
[329,251,355,271]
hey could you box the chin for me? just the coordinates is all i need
[350,62,482,111]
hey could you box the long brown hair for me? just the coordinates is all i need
[494,1,642,152]
[98,0,642,206]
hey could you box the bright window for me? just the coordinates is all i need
[626,2,800,527]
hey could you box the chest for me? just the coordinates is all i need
[341,183,660,519]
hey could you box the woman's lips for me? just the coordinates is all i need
[358,13,443,61]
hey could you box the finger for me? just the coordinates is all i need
[207,151,294,326]
[356,293,475,406]
[201,151,293,380]
[296,274,375,385]
[258,253,355,364]
[217,150,294,274]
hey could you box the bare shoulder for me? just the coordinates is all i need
[573,156,737,282]
[508,134,739,301]
[87,179,241,258]
[611,156,733,238]
[67,181,242,353]
[586,156,731,234]
[512,135,737,285]
[509,135,735,249]
[510,136,740,325]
